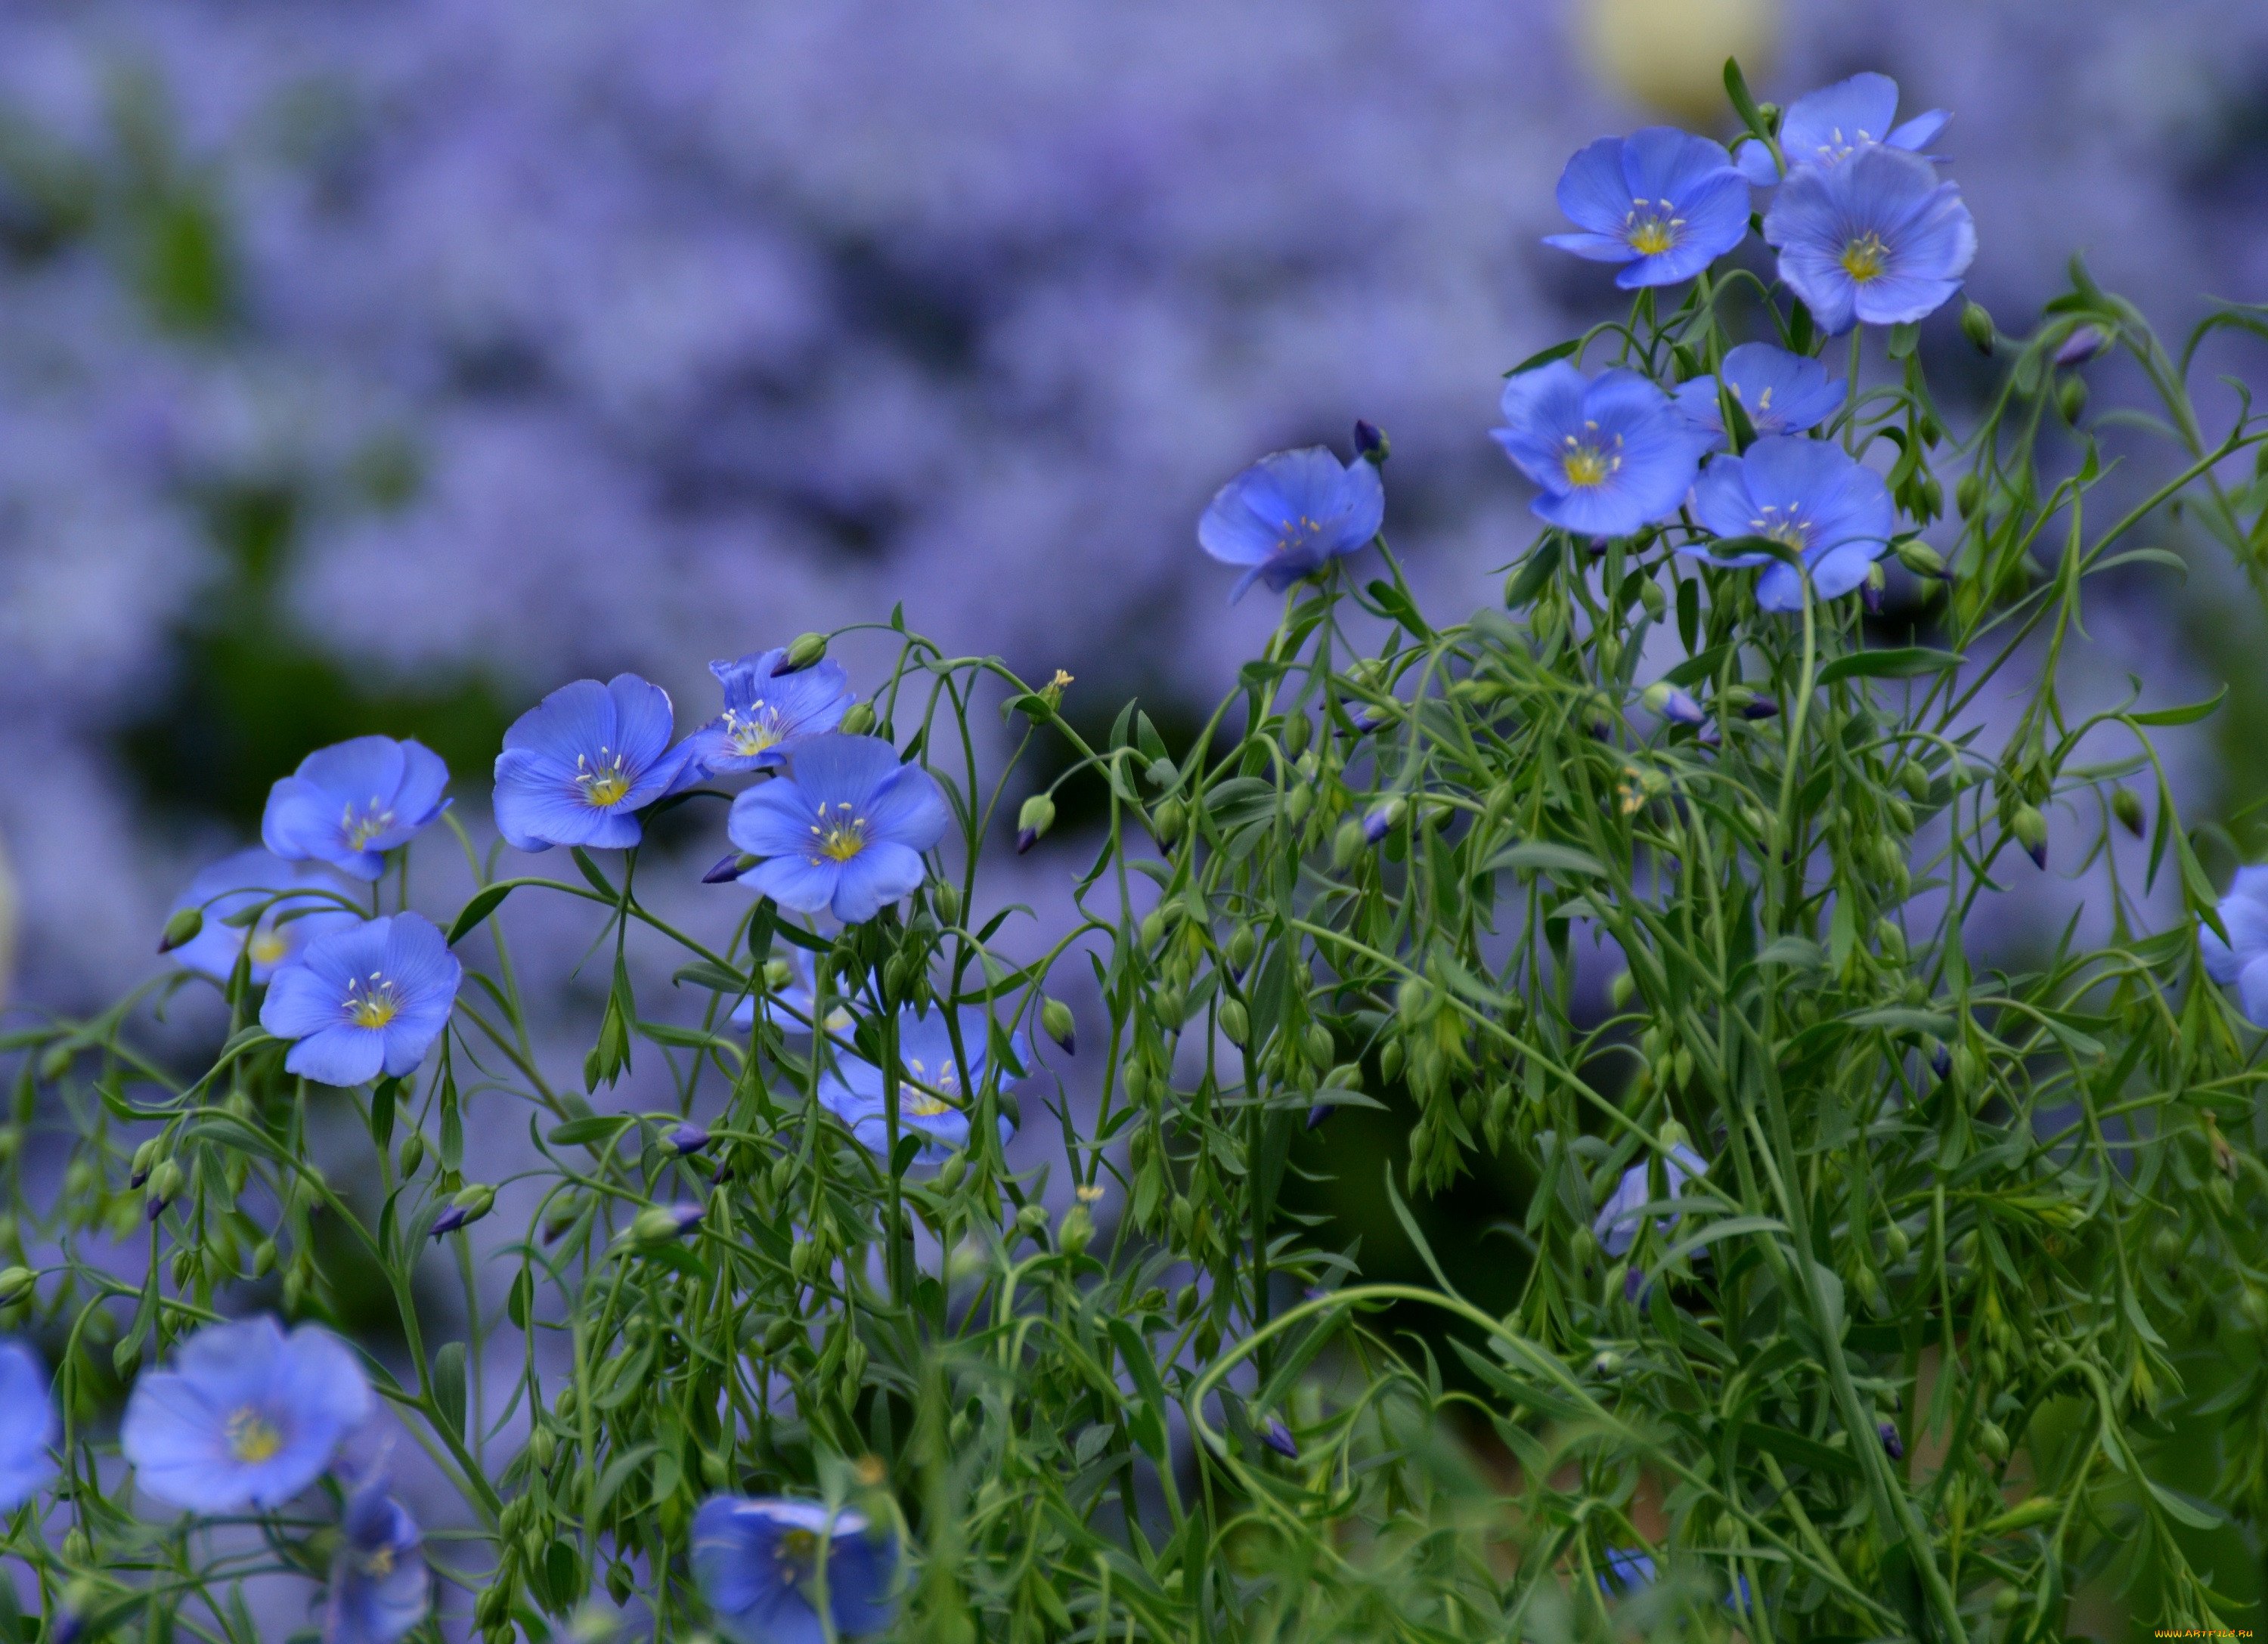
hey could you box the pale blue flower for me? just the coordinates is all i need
[730,946,852,1035]
[1493,363,1714,537]
[692,1496,899,1644]
[680,649,854,777]
[1594,1143,1709,1258]
[323,1477,429,1644]
[1737,72,1948,184]
[166,849,360,986]
[818,1006,1021,1167]
[1684,435,1895,611]
[2201,865,2268,1026]
[1671,343,1843,445]
[121,1317,371,1511]
[1545,128,1749,288]
[260,913,462,1086]
[1762,146,1975,333]
[726,735,949,924]
[0,1339,57,1511]
[1198,447,1385,602]
[491,674,696,853]
[262,737,451,882]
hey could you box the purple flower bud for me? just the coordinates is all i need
[1305,1103,1333,1131]
[711,1161,735,1186]
[429,1206,468,1239]
[1015,827,1041,854]
[1862,578,1885,615]
[1739,695,1780,720]
[1878,1421,1905,1462]
[669,1122,712,1155]
[2054,325,2107,368]
[1644,683,1706,726]
[702,851,751,885]
[1263,1418,1300,1460]
[634,1202,706,1242]
[1353,420,1389,464]
[1930,1043,1952,1081]
[1362,800,1403,843]
[1623,1267,1647,1302]
[1348,702,1387,734]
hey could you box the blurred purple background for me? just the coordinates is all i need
[3,0,2267,1005]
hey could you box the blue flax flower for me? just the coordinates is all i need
[166,849,360,986]
[121,1317,371,1511]
[324,1476,429,1644]
[1594,1142,1709,1258]
[1600,1547,1658,1596]
[1672,343,1843,445]
[1545,128,1750,288]
[1198,447,1385,602]
[1738,72,1949,184]
[263,737,451,881]
[1684,435,1895,612]
[0,1339,57,1510]
[693,1496,899,1644]
[731,946,853,1035]
[2201,865,2268,1026]
[1763,146,1975,333]
[727,735,948,924]
[680,649,854,777]
[817,1006,1022,1167]
[260,914,462,1086]
[1493,363,1714,537]
[491,674,694,852]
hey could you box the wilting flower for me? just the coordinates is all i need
[491,674,694,853]
[680,649,854,778]
[0,1340,57,1510]
[1683,436,1896,612]
[324,1477,429,1644]
[262,738,451,882]
[726,735,949,924]
[2201,865,2268,1026]
[1197,447,1386,602]
[166,850,360,986]
[1672,343,1843,444]
[817,1006,1021,1166]
[1544,128,1749,288]
[1594,1142,1710,1257]
[1737,72,1949,184]
[692,1496,899,1644]
[121,1317,371,1511]
[260,914,463,1086]
[1494,363,1714,537]
[1762,146,1976,333]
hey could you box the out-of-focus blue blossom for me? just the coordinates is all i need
[1544,128,1749,288]
[1684,435,1896,612]
[262,737,451,881]
[692,1495,899,1644]
[1594,1143,1709,1258]
[730,944,853,1036]
[259,913,462,1086]
[1197,448,1385,603]
[0,1340,57,1510]
[1763,147,1976,333]
[323,1476,429,1644]
[680,649,854,778]
[727,735,948,924]
[817,1005,1021,1167]
[165,849,359,986]
[120,1317,370,1512]
[491,675,693,853]
[1671,343,1843,445]
[1737,72,1949,184]
[1599,1547,1657,1596]
[2201,865,2268,1026]
[1493,363,1713,537]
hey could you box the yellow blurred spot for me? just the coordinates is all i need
[1581,0,1779,124]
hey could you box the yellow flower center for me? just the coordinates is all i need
[575,748,633,809]
[900,1054,962,1117]
[1749,504,1811,551]
[346,973,401,1030]
[1840,231,1888,283]
[1560,423,1623,491]
[1274,514,1323,559]
[248,930,291,968]
[226,1406,284,1463]
[776,1527,819,1574]
[723,705,783,757]
[1623,201,1683,256]
[341,802,397,852]
[805,801,868,865]
[362,1545,395,1577]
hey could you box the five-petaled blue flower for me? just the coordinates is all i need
[0,1339,57,1511]
[1737,72,1949,184]
[1672,343,1844,446]
[1494,362,1715,537]
[166,849,361,986]
[121,1316,371,1512]
[492,673,695,853]
[1545,128,1751,289]
[263,737,451,882]
[1198,447,1385,603]
[1762,145,1975,334]
[260,913,463,1086]
[1594,1142,1710,1258]
[817,1005,1022,1167]
[1684,435,1896,612]
[726,735,949,924]
[681,649,854,778]
[324,1475,429,1644]
[693,1496,899,1644]
[2201,865,2268,1027]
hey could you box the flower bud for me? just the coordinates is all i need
[2011,804,2048,868]
[158,907,203,954]
[0,1265,33,1305]
[1040,997,1076,1055]
[632,1203,705,1243]
[838,701,875,736]
[2112,787,2145,837]
[668,1122,712,1156]
[1960,299,1995,354]
[528,1426,557,1469]
[398,1132,426,1176]
[1016,793,1055,854]
[1219,998,1249,1045]
[1153,798,1185,843]
[783,633,828,671]
[1736,691,1779,720]
[702,850,757,884]
[1955,472,1984,519]
[1015,1203,1050,1240]
[2054,324,2107,368]
[433,1183,495,1239]
[1353,420,1389,464]
[1304,1102,1334,1131]
[1227,924,1257,970]
[129,1138,162,1189]
[2057,375,2088,423]
[1331,818,1366,870]
[1893,540,1947,579]
[1637,579,1666,621]
[1641,682,1704,726]
[1263,1417,1300,1459]
[145,1159,184,1218]
[1878,1421,1905,1462]
[1362,798,1405,843]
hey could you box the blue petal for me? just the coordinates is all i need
[2240,955,2268,1029]
[294,737,407,813]
[1616,126,1734,206]
[1554,136,1634,237]
[745,853,843,917]
[729,776,824,859]
[503,677,618,765]
[779,734,901,809]
[829,841,928,924]
[1808,540,1882,602]
[1778,73,1901,172]
[1541,230,1637,265]
[261,961,349,1042]
[603,672,679,789]
[286,1025,389,1087]
[0,1342,55,1511]
[864,764,950,852]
